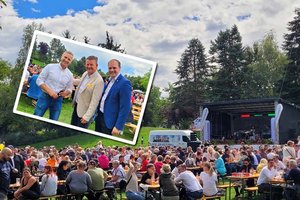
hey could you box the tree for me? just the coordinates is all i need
[37,42,50,63]
[83,36,91,44]
[98,31,125,53]
[62,29,76,40]
[143,86,170,127]
[169,38,209,127]
[49,38,66,62]
[278,8,300,105]
[16,22,45,68]
[244,32,288,98]
[209,25,246,101]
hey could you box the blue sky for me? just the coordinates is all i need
[13,0,104,18]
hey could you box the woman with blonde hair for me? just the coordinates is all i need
[256,158,268,174]
[159,164,179,200]
[200,162,218,196]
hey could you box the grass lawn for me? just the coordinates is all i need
[31,58,46,67]
[17,94,136,141]
[29,126,171,149]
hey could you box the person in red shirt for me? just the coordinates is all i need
[140,154,149,171]
[155,155,164,175]
[98,151,109,170]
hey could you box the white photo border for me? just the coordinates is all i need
[13,30,157,145]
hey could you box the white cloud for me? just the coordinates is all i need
[66,9,75,15]
[28,0,38,4]
[31,7,40,13]
[1,0,300,89]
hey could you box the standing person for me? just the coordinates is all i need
[71,56,104,128]
[40,166,57,197]
[283,141,296,161]
[0,147,13,200]
[34,51,74,120]
[175,164,203,200]
[95,59,132,135]
[8,145,25,184]
[159,164,179,200]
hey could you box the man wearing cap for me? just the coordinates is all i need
[0,147,13,200]
[71,56,104,128]
[95,59,132,135]
[34,51,74,120]
[257,156,282,200]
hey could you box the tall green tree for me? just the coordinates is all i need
[16,22,45,68]
[170,38,209,126]
[244,32,288,98]
[37,42,50,63]
[49,38,66,62]
[278,8,300,105]
[98,31,125,53]
[209,25,246,101]
[62,29,76,40]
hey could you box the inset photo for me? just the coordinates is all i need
[13,30,157,145]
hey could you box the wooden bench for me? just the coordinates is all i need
[244,186,259,197]
[125,123,137,133]
[201,195,223,200]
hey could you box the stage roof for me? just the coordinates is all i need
[201,98,300,114]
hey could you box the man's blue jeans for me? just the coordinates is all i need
[34,92,63,120]
[126,191,144,200]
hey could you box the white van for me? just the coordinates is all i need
[149,130,199,148]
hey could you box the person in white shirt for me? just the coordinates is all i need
[283,141,296,161]
[175,164,203,200]
[257,158,283,200]
[34,51,74,120]
[199,162,218,196]
[40,166,57,197]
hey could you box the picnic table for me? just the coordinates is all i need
[227,173,260,200]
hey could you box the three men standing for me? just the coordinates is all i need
[33,51,132,135]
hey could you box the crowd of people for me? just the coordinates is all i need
[1,137,300,200]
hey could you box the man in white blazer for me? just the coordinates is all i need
[71,56,104,128]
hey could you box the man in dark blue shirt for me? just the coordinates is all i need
[0,147,13,200]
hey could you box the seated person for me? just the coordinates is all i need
[108,160,126,187]
[66,161,92,195]
[126,161,144,200]
[234,158,255,197]
[284,159,300,200]
[14,168,41,200]
[199,162,218,197]
[26,73,42,100]
[87,160,108,200]
[257,157,282,200]
[141,163,158,184]
[40,165,57,197]
[159,164,179,200]
[175,164,203,200]
[214,152,227,176]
